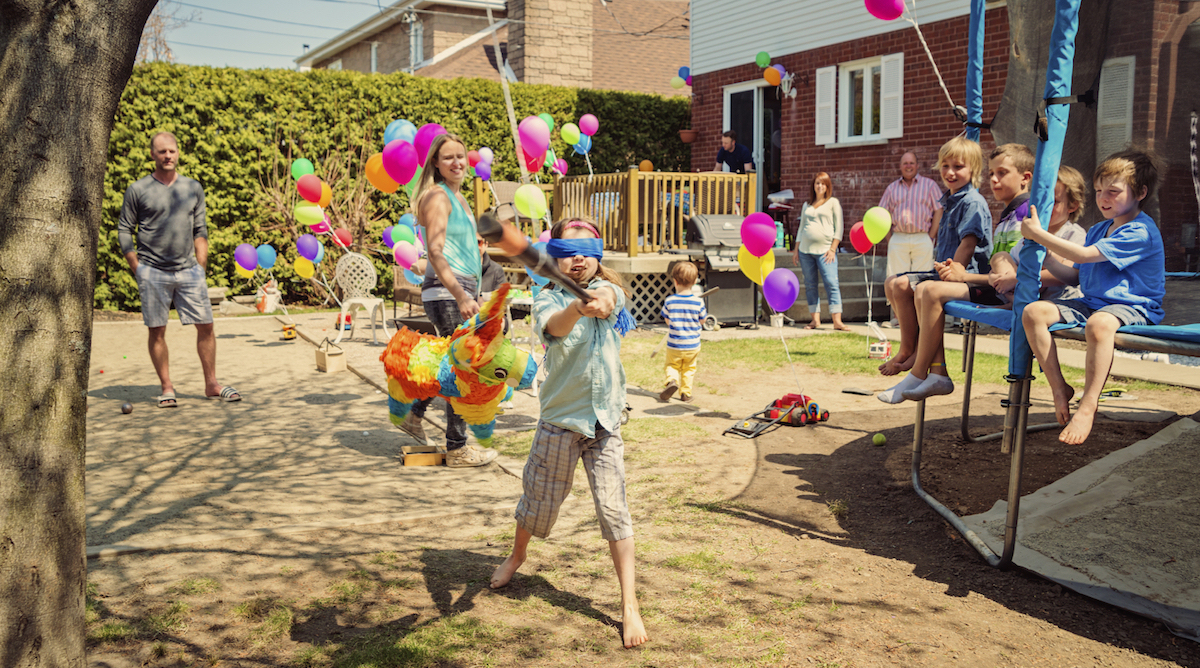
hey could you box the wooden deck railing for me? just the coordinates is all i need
[473,170,755,256]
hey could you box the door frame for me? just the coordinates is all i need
[722,79,772,208]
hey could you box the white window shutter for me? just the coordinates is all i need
[1097,56,1134,161]
[815,66,836,146]
[880,52,904,139]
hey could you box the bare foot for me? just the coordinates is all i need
[804,319,821,330]
[1059,405,1095,445]
[832,323,850,331]
[490,553,524,589]
[1050,383,1075,426]
[622,605,648,648]
[878,352,913,376]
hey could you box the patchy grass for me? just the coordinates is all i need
[145,601,190,636]
[492,429,536,459]
[826,499,849,518]
[168,577,220,596]
[88,621,137,643]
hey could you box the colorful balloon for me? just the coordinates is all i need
[537,113,555,133]
[297,234,320,260]
[297,174,322,203]
[740,212,776,257]
[294,202,324,226]
[514,184,548,219]
[382,139,419,185]
[393,241,419,268]
[291,158,315,181]
[478,147,494,163]
[578,114,599,136]
[755,51,771,68]
[685,75,693,86]
[670,76,686,89]
[573,134,592,155]
[737,245,775,285]
[519,115,551,156]
[863,206,893,244]
[403,268,422,285]
[382,226,395,249]
[256,244,277,270]
[235,264,255,279]
[391,224,416,246]
[318,181,332,208]
[366,153,399,194]
[763,67,781,87]
[763,268,800,312]
[522,148,543,174]
[475,162,492,181]
[553,158,568,175]
[399,213,416,228]
[234,243,257,272]
[865,0,905,21]
[313,241,326,264]
[413,123,448,165]
[850,221,873,254]
[311,219,331,235]
[294,257,315,279]
[468,150,481,167]
[561,122,581,146]
[538,230,552,243]
[332,228,352,248]
[678,66,690,79]
[384,119,417,145]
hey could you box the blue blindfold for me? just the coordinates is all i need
[545,238,604,259]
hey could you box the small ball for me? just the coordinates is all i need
[872,433,886,446]
[121,402,133,414]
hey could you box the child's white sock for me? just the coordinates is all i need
[901,374,955,401]
[877,373,923,404]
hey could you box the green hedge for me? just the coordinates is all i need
[99,63,692,310]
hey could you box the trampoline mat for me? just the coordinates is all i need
[963,418,1200,642]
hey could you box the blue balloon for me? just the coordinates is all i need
[313,241,325,264]
[403,268,422,285]
[525,241,550,286]
[384,119,417,146]
[398,213,416,228]
[572,134,592,155]
[678,66,690,79]
[256,244,277,270]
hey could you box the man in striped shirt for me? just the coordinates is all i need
[659,262,706,403]
[879,152,944,324]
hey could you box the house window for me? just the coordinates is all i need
[327,59,342,71]
[815,53,903,146]
[409,21,424,72]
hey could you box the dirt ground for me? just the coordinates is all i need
[85,320,1200,667]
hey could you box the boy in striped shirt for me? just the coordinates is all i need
[659,262,706,403]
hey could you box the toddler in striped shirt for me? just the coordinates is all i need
[659,261,707,403]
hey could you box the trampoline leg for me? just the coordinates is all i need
[999,365,1034,569]
[961,320,978,441]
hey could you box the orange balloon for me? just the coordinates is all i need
[763,67,781,86]
[366,153,399,194]
[638,159,653,172]
[318,182,332,208]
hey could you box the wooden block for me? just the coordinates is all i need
[402,445,445,466]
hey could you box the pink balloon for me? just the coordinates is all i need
[740,212,776,257]
[850,221,873,254]
[865,0,905,21]
[518,116,551,155]
[538,230,551,243]
[382,140,419,185]
[685,75,693,86]
[311,219,331,235]
[413,123,448,165]
[393,241,419,269]
[553,158,568,175]
[579,114,599,136]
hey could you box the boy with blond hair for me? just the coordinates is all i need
[659,261,706,403]
[877,137,992,400]
[1021,150,1165,445]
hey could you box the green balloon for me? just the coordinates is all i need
[755,51,770,68]
[538,113,555,133]
[543,148,556,169]
[391,224,416,245]
[294,202,323,226]
[561,123,581,146]
[291,158,315,181]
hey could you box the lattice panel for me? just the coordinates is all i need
[627,272,674,325]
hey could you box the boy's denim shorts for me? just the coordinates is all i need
[1051,298,1148,328]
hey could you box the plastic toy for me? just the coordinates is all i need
[724,393,829,438]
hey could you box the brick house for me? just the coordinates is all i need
[688,0,1200,271]
[295,0,691,98]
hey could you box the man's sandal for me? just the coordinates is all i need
[208,386,242,403]
[156,392,178,409]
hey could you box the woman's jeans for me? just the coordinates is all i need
[796,252,842,315]
[410,299,468,451]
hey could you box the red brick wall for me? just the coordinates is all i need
[690,8,1010,256]
[592,0,690,97]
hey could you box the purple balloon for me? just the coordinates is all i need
[413,123,448,166]
[296,234,320,260]
[740,212,776,257]
[382,226,395,249]
[234,243,257,272]
[763,268,800,312]
[772,64,786,76]
[685,75,693,86]
[382,139,419,185]
[475,161,492,181]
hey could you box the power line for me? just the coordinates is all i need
[174,2,344,30]
[171,40,299,57]
[194,20,327,39]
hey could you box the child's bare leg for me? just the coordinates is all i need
[909,282,965,381]
[879,275,916,375]
[609,537,647,648]
[1022,302,1073,426]
[490,525,532,588]
[1061,312,1120,445]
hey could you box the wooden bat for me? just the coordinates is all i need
[650,287,720,358]
[477,210,591,301]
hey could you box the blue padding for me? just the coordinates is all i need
[1117,323,1200,344]
[945,301,1075,333]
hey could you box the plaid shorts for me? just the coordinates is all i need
[136,263,213,328]
[515,420,633,542]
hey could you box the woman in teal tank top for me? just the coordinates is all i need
[401,132,494,467]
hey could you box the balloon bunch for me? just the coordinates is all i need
[469,146,496,181]
[754,51,790,88]
[293,233,326,279]
[367,119,448,197]
[848,207,893,254]
[291,160,334,234]
[382,212,426,274]
[737,212,799,312]
[670,66,693,90]
[865,0,905,21]
[561,114,598,177]
[234,243,278,279]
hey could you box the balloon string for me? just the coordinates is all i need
[758,265,807,401]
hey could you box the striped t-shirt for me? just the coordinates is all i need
[661,293,707,350]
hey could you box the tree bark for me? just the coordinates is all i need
[1,1,157,665]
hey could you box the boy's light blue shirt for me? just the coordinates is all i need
[533,279,627,437]
[934,183,992,274]
[1077,211,1165,324]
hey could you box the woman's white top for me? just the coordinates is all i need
[795,198,844,255]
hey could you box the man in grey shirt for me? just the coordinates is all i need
[119,132,241,406]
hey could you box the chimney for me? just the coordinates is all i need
[507,0,593,87]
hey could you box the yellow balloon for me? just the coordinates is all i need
[235,264,255,279]
[514,183,548,218]
[738,245,775,285]
[294,257,315,279]
[295,202,324,226]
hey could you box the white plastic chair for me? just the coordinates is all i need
[332,252,390,345]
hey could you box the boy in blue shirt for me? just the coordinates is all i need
[1021,150,1165,445]
[878,136,992,400]
[659,261,706,403]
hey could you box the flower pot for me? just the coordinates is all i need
[678,129,698,144]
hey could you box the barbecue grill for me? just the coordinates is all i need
[686,214,763,329]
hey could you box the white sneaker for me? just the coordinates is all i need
[446,444,498,468]
[877,373,923,404]
[902,374,955,401]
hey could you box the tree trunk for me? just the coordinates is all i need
[0,1,157,665]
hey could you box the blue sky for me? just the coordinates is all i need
[166,0,388,69]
